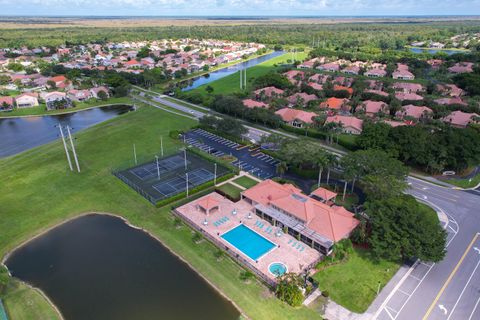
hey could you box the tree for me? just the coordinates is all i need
[205,85,214,94]
[276,273,304,307]
[97,90,108,101]
[365,195,447,262]
[0,265,10,294]
[276,161,288,178]
[47,80,56,89]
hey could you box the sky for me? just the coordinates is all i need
[0,0,479,16]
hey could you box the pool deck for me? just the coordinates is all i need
[175,192,322,281]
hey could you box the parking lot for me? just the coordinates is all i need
[183,128,280,180]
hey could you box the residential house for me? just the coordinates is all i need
[442,111,479,128]
[341,65,360,75]
[283,70,304,85]
[317,62,341,72]
[325,115,364,135]
[333,85,353,97]
[436,84,464,97]
[358,100,389,116]
[241,179,359,254]
[392,82,424,93]
[320,97,350,112]
[67,89,92,102]
[365,89,389,97]
[90,86,110,99]
[365,68,387,78]
[308,73,329,84]
[275,108,317,128]
[254,86,284,99]
[448,62,474,74]
[298,57,325,69]
[0,96,14,111]
[392,63,415,80]
[308,82,323,91]
[242,99,269,109]
[383,120,407,127]
[15,92,39,108]
[395,92,423,101]
[286,92,317,107]
[396,105,433,120]
[310,187,337,204]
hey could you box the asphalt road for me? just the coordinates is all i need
[376,177,480,320]
[134,88,480,320]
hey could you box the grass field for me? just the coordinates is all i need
[312,248,400,313]
[232,176,259,189]
[2,279,62,320]
[439,171,480,189]
[0,97,132,118]
[187,52,308,98]
[0,105,321,320]
[216,183,243,199]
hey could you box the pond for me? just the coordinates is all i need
[0,105,133,158]
[408,47,468,55]
[181,51,285,91]
[5,214,240,320]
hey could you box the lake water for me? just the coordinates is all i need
[181,51,285,91]
[409,47,468,55]
[5,214,240,320]
[0,105,133,158]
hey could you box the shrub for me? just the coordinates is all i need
[214,249,225,261]
[322,290,330,298]
[192,232,203,244]
[239,270,254,283]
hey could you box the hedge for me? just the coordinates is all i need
[187,146,239,174]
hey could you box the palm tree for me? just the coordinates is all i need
[276,161,288,178]
[325,153,338,185]
[316,155,328,188]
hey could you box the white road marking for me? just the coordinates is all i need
[438,304,448,315]
[468,296,480,320]
[446,259,480,320]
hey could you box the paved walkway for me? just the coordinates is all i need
[303,289,322,306]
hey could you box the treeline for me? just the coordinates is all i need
[357,122,480,173]
[2,21,480,51]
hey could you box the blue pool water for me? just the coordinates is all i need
[269,262,287,277]
[221,224,276,261]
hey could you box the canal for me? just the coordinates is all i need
[0,105,133,158]
[181,51,285,91]
[5,214,240,320]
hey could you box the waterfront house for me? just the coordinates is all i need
[15,92,39,108]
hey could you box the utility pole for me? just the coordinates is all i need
[58,125,73,171]
[66,126,80,173]
[160,136,164,157]
[155,155,160,180]
[214,163,217,186]
[244,69,246,88]
[186,173,189,197]
[133,144,137,165]
[184,148,187,170]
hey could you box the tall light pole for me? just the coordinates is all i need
[160,136,164,157]
[214,163,217,186]
[155,155,160,180]
[133,144,137,165]
[184,148,187,170]
[58,125,73,171]
[66,125,80,173]
[186,173,189,197]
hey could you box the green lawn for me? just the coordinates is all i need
[312,248,400,313]
[2,279,62,320]
[0,97,133,118]
[216,182,243,199]
[232,176,259,189]
[187,52,307,98]
[0,105,320,320]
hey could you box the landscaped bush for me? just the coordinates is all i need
[192,232,203,243]
[239,270,254,283]
[215,183,242,202]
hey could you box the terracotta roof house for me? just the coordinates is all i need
[125,59,141,68]
[242,99,269,109]
[49,75,69,88]
[333,76,354,87]
[333,85,353,96]
[365,68,387,78]
[310,187,337,203]
[254,86,284,98]
[286,92,317,107]
[436,84,464,97]
[275,108,317,128]
[341,65,360,75]
[308,82,323,91]
[442,111,479,128]
[0,96,14,111]
[241,179,359,254]
[392,63,415,80]
[395,92,423,101]
[308,73,329,84]
[320,97,350,112]
[392,82,424,93]
[15,92,39,108]
[396,105,433,120]
[67,89,92,102]
[317,62,340,72]
[283,70,304,85]
[358,100,388,115]
[325,115,364,134]
[365,89,389,97]
[42,91,66,103]
[434,97,468,106]
[298,57,325,69]
[90,86,110,99]
[448,62,474,74]
[365,80,384,90]
[427,59,443,69]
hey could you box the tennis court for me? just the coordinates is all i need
[114,151,231,204]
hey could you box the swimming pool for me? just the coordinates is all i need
[221,224,276,261]
[269,262,287,277]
